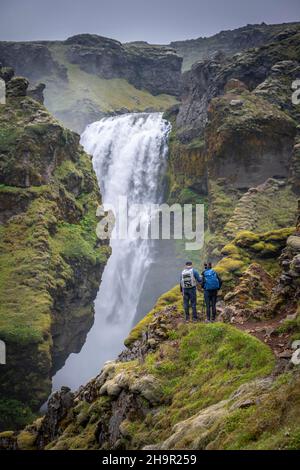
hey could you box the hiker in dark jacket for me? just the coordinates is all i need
[180,261,202,322]
[202,262,222,322]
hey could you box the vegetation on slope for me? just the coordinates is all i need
[0,75,110,429]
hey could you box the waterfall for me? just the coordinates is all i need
[81,112,170,325]
[52,112,171,389]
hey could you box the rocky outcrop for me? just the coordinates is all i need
[2,290,300,450]
[0,309,277,450]
[145,377,274,450]
[176,26,300,142]
[0,42,67,81]
[0,68,110,429]
[206,89,296,190]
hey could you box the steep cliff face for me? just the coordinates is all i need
[176,26,300,143]
[66,35,182,96]
[166,29,300,264]
[0,69,110,430]
[0,42,67,81]
[170,22,300,71]
[0,35,181,132]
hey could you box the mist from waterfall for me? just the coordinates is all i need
[52,112,172,390]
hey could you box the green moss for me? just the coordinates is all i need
[126,323,274,448]
[0,430,15,438]
[213,226,294,289]
[276,307,300,335]
[251,242,265,251]
[0,399,36,431]
[0,126,22,151]
[51,317,275,450]
[235,231,260,247]
[210,372,300,450]
[208,181,240,233]
[17,430,37,450]
[221,243,240,257]
[125,286,182,347]
[215,258,245,275]
[286,428,300,450]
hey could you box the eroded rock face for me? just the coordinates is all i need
[222,263,275,320]
[270,209,300,315]
[176,27,300,142]
[206,90,296,191]
[65,35,182,96]
[0,42,67,81]
[0,35,183,98]
[36,387,74,448]
[0,35,182,133]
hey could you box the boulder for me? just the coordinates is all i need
[130,375,163,404]
[0,66,14,82]
[287,236,300,252]
[230,99,244,107]
[291,348,300,365]
[6,76,29,97]
[100,371,130,397]
[157,400,229,450]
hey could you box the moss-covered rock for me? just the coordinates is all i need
[22,311,274,450]
[0,72,110,429]
[206,90,296,190]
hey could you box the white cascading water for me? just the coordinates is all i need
[53,112,171,390]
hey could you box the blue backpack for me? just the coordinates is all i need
[203,269,220,290]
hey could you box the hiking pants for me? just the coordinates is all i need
[204,289,217,321]
[183,287,197,320]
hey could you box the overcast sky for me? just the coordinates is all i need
[0,0,300,44]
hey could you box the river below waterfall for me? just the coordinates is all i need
[52,112,185,391]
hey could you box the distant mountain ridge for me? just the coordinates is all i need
[0,35,181,132]
[170,21,300,70]
[0,22,299,132]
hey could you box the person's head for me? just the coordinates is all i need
[204,262,212,269]
[185,261,193,268]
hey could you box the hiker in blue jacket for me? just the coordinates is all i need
[202,262,222,322]
[180,261,202,322]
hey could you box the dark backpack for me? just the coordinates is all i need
[203,269,220,290]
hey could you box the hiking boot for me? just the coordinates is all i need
[205,319,211,323]
[192,318,198,323]
[184,318,190,323]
